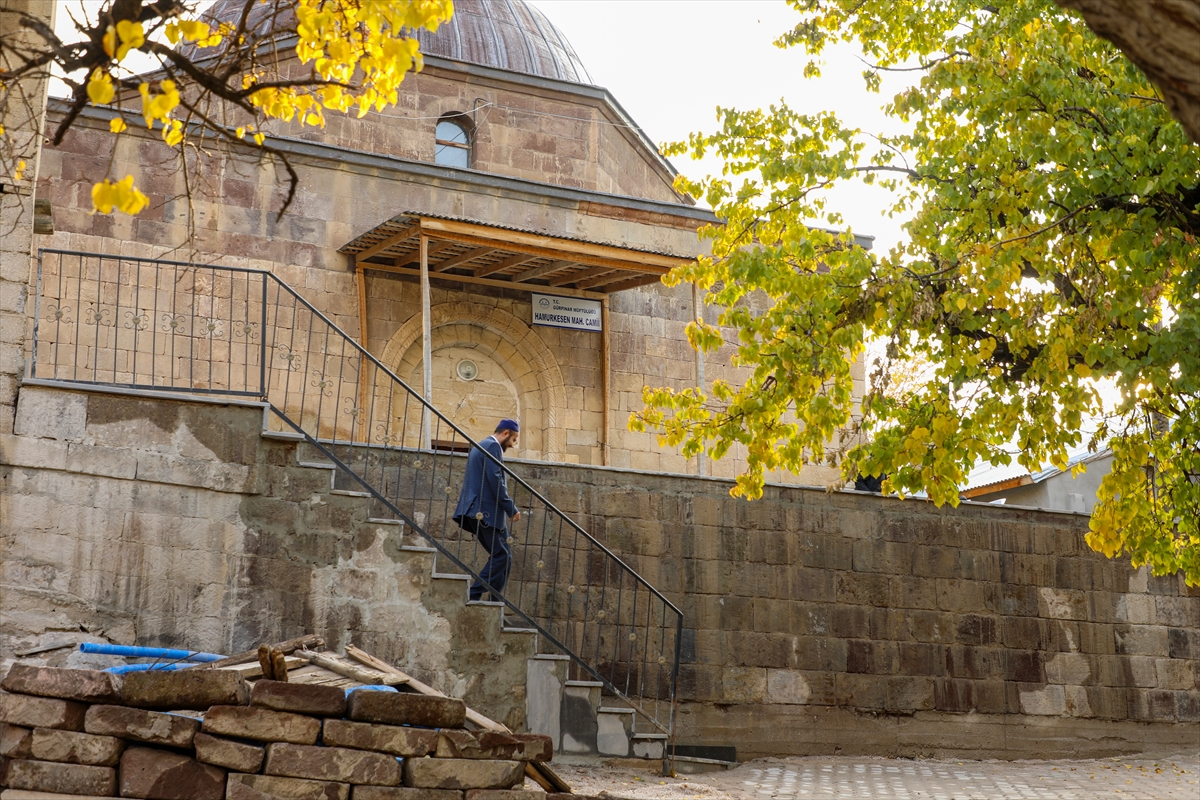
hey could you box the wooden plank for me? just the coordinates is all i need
[360,264,605,300]
[344,645,573,794]
[961,474,1033,499]
[420,235,433,450]
[294,649,406,686]
[432,246,495,273]
[574,269,625,290]
[356,266,370,426]
[473,252,537,278]
[219,656,305,680]
[418,216,687,270]
[353,223,419,263]
[601,273,667,293]
[197,635,324,670]
[512,260,576,284]
[391,240,452,269]
[601,296,610,466]
[548,265,610,287]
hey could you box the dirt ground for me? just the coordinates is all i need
[540,753,1200,800]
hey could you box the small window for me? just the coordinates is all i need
[435,117,471,168]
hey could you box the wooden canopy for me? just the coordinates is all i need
[339,214,693,298]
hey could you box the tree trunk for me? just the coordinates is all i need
[1057,0,1200,143]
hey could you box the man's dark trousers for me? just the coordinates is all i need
[460,515,511,601]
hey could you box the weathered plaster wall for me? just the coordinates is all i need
[508,460,1200,760]
[0,386,532,729]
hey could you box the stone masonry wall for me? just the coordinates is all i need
[509,461,1200,760]
[0,386,532,730]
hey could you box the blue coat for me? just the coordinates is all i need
[454,436,518,531]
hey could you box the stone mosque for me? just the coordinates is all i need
[34,0,856,485]
[2,0,1191,767]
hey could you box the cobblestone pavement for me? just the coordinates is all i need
[553,754,1200,800]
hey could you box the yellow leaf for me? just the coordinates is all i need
[87,70,115,105]
[114,19,145,61]
[91,175,148,215]
[102,26,116,57]
[1074,363,1092,378]
[109,116,127,133]
[956,297,967,311]
[13,160,27,181]
[253,132,266,146]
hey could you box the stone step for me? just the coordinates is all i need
[564,680,603,688]
[330,488,372,498]
[262,429,306,442]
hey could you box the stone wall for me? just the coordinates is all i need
[509,460,1200,760]
[0,386,532,730]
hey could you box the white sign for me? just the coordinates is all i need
[531,293,602,332]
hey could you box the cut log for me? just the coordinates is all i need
[258,645,275,682]
[270,649,289,683]
[198,636,324,670]
[293,650,405,687]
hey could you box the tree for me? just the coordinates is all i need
[634,0,1200,584]
[0,0,453,221]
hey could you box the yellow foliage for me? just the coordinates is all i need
[87,70,114,105]
[91,176,148,215]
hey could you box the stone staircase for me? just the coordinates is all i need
[265,430,664,760]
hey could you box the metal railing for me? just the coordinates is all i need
[30,249,683,755]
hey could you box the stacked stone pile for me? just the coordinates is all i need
[0,663,561,800]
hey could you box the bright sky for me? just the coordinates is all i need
[535,0,914,253]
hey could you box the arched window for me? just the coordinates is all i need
[435,117,471,168]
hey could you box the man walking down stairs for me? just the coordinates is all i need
[454,419,523,603]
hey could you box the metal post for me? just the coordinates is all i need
[420,233,433,450]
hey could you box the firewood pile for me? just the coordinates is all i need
[0,637,576,800]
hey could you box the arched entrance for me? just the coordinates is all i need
[380,302,566,461]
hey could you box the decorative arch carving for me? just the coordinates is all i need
[380,302,566,459]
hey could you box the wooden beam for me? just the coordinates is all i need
[360,263,606,300]
[353,223,419,263]
[512,260,575,284]
[601,273,666,293]
[196,635,324,670]
[420,234,432,450]
[432,246,494,273]
[418,216,687,270]
[574,269,624,290]
[601,295,610,467]
[390,240,452,269]
[474,252,537,278]
[548,265,610,287]
[356,266,370,433]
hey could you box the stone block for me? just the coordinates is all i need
[227,772,350,800]
[84,705,200,748]
[834,674,885,709]
[1115,625,1169,657]
[1064,685,1093,717]
[122,666,250,710]
[202,705,321,745]
[434,731,551,762]
[402,759,524,790]
[1018,684,1066,716]
[322,719,437,758]
[1044,652,1093,686]
[885,677,935,711]
[355,790,463,800]
[265,742,402,786]
[194,731,265,772]
[4,758,117,795]
[253,680,346,718]
[933,678,976,712]
[119,746,225,799]
[463,792,544,800]
[347,692,466,730]
[1155,658,1195,690]
[764,670,812,705]
[1,664,123,704]
[29,727,124,766]
[0,722,32,758]
[0,692,86,731]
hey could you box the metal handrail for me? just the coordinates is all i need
[30,248,683,764]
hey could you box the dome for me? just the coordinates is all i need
[190,0,591,83]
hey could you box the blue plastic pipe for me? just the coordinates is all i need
[346,685,399,696]
[80,643,225,662]
[103,663,194,674]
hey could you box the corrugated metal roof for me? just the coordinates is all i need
[339,212,696,260]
